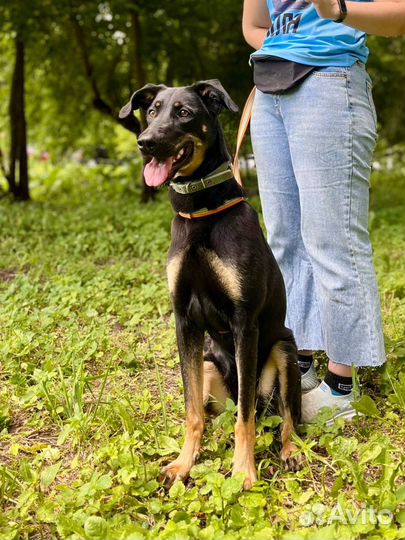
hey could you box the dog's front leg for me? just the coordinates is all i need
[161,315,204,487]
[232,321,258,490]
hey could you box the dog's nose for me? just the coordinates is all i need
[138,137,156,153]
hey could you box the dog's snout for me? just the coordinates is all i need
[137,136,156,153]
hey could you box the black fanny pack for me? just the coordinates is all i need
[252,56,316,94]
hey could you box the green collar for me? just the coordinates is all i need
[169,162,234,195]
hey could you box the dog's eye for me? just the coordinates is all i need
[178,109,190,118]
[148,109,157,118]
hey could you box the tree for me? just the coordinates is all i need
[1,0,403,203]
[0,13,30,199]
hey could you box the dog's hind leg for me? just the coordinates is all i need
[257,354,278,412]
[203,360,229,414]
[161,317,205,487]
[203,339,234,414]
[271,340,302,470]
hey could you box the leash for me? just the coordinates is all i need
[232,87,256,186]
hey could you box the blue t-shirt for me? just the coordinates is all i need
[250,0,369,66]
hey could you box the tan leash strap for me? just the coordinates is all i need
[232,87,256,186]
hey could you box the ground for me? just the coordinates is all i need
[0,157,404,539]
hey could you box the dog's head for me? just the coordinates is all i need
[119,80,238,188]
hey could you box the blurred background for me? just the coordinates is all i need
[0,0,404,202]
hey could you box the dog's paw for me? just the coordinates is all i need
[280,441,303,472]
[160,460,191,488]
[232,464,257,490]
[283,454,304,472]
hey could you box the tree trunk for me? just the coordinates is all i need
[8,35,29,200]
[70,11,141,139]
[70,12,151,201]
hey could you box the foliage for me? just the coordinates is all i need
[0,1,403,177]
[0,152,404,538]
[0,0,250,161]
[367,36,405,145]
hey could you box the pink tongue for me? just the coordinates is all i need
[144,157,173,187]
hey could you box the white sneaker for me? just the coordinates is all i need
[301,381,356,424]
[300,363,318,393]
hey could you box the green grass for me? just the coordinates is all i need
[0,158,404,540]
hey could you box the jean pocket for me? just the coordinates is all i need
[312,66,349,78]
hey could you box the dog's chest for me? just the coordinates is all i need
[167,246,243,306]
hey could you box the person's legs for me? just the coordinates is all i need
[251,89,324,354]
[280,63,385,420]
[251,89,321,392]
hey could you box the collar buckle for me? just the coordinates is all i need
[170,162,234,195]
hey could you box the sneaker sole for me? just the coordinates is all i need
[301,382,318,394]
[300,372,319,394]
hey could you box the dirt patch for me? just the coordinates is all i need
[0,269,17,282]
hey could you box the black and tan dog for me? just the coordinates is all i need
[120,80,301,489]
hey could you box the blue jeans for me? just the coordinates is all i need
[250,62,385,367]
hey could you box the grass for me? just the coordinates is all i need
[0,157,404,539]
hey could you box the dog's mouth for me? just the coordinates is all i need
[144,141,194,188]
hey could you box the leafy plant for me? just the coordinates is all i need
[0,159,404,539]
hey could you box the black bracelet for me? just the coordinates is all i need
[334,0,347,23]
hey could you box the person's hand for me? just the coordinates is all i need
[306,0,342,21]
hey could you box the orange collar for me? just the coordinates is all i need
[178,197,246,219]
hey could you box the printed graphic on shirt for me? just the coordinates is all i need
[272,0,308,17]
[268,0,310,36]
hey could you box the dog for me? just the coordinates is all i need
[119,80,301,489]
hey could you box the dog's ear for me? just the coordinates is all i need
[192,79,239,115]
[119,84,166,119]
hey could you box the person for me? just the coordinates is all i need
[242,0,405,422]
